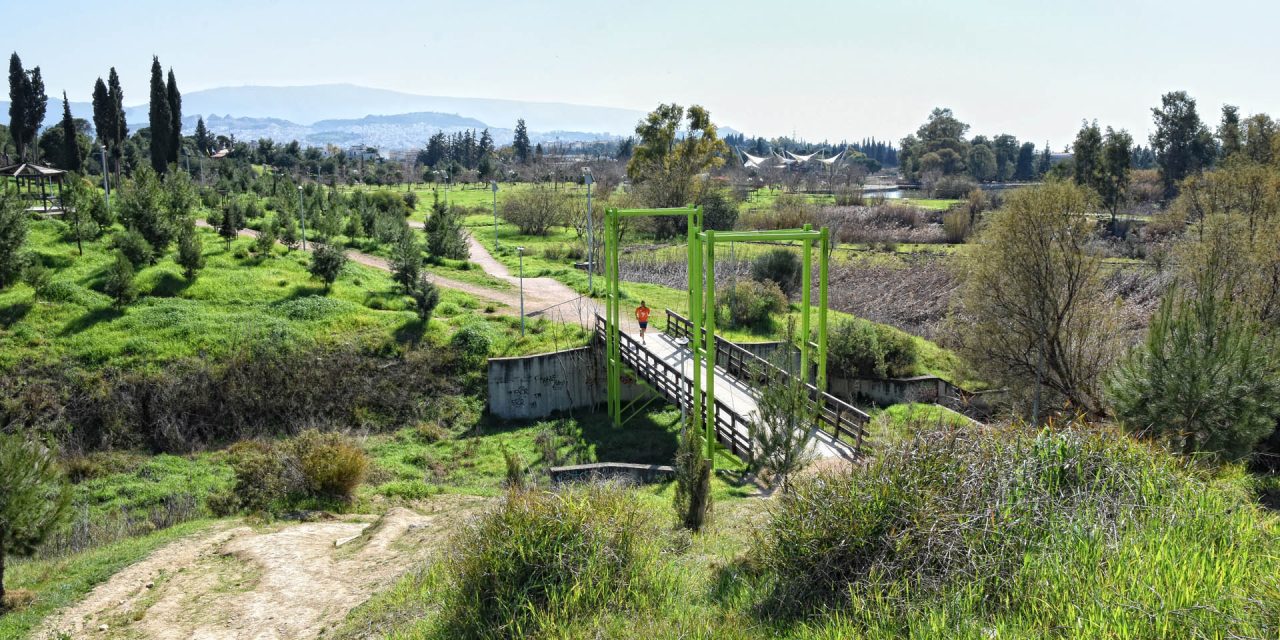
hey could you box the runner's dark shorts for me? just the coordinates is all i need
[639,321,648,330]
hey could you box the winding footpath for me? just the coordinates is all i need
[197,220,604,328]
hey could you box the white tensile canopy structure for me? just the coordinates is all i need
[785,150,820,163]
[741,149,770,169]
[817,150,845,165]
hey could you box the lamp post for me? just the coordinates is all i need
[297,185,308,251]
[517,246,526,336]
[490,180,499,250]
[99,143,110,209]
[583,167,594,295]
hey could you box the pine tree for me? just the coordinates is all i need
[59,92,81,172]
[389,227,423,291]
[166,68,182,165]
[0,434,70,603]
[513,118,531,163]
[8,53,28,160]
[148,56,171,173]
[176,221,205,279]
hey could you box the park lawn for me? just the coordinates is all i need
[865,402,972,443]
[362,407,752,501]
[0,220,565,371]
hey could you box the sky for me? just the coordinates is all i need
[7,0,1280,148]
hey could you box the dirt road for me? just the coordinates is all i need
[38,499,484,640]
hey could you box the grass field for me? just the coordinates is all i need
[0,219,583,371]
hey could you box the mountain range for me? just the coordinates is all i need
[4,84,650,150]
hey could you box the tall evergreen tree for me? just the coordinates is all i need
[513,118,531,163]
[1014,142,1036,181]
[194,117,209,155]
[91,77,112,147]
[148,56,171,173]
[107,67,127,176]
[1072,120,1103,189]
[1218,105,1243,159]
[166,68,181,165]
[24,66,46,161]
[1150,91,1214,196]
[8,53,28,161]
[58,92,81,172]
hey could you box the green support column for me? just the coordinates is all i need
[703,231,717,464]
[800,224,812,386]
[818,227,830,393]
[689,228,703,442]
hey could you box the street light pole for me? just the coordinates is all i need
[518,246,526,336]
[297,185,308,251]
[490,180,499,250]
[583,168,594,295]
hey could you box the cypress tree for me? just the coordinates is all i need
[25,67,46,160]
[59,92,81,172]
[513,118,530,163]
[194,117,208,155]
[107,67,127,172]
[91,77,112,147]
[7,53,27,160]
[148,56,170,173]
[166,68,181,165]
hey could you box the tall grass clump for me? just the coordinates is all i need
[439,485,673,639]
[753,421,1280,638]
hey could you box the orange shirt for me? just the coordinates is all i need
[635,306,651,322]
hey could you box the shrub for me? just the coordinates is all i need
[754,421,1280,637]
[0,189,29,291]
[942,208,971,243]
[410,274,441,325]
[176,223,206,279]
[22,262,53,300]
[751,248,802,297]
[309,244,347,293]
[501,446,526,490]
[451,324,493,364]
[828,319,919,379]
[228,431,368,511]
[291,430,369,502]
[927,174,978,199]
[440,485,670,637]
[501,185,570,236]
[103,251,138,308]
[253,220,278,257]
[425,194,468,260]
[726,279,787,330]
[672,421,712,531]
[110,228,154,267]
[0,434,71,603]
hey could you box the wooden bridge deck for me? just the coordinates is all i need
[597,310,870,461]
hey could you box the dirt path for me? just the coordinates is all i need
[38,499,485,640]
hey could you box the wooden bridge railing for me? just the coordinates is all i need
[665,309,871,455]
[594,316,755,460]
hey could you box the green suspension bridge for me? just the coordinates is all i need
[597,206,872,466]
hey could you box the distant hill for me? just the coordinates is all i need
[140,84,646,135]
[2,84,645,151]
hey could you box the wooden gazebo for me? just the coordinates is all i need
[0,163,68,213]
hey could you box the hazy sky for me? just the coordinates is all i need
[8,0,1279,147]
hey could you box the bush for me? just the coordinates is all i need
[0,192,29,291]
[103,251,137,308]
[292,430,369,502]
[754,422,1280,637]
[110,228,154,268]
[440,485,670,638]
[450,324,493,364]
[309,244,347,293]
[942,208,971,243]
[927,175,978,199]
[828,319,919,379]
[750,248,802,297]
[227,430,368,512]
[726,279,787,330]
[501,185,571,236]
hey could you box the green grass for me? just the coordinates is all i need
[336,424,1280,640]
[361,407,751,501]
[866,402,971,443]
[0,219,570,370]
[1,519,218,639]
